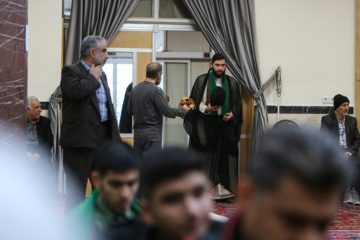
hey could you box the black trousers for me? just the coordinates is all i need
[133,138,162,163]
[348,155,360,193]
[63,147,96,213]
[63,121,111,213]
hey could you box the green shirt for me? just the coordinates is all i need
[93,194,138,229]
[63,190,142,240]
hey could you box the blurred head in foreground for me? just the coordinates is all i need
[141,147,213,240]
[62,141,141,240]
[233,128,350,240]
[91,140,140,214]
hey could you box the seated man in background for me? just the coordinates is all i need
[137,147,222,240]
[62,141,141,240]
[222,128,350,240]
[320,94,360,203]
[26,96,53,166]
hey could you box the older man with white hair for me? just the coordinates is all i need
[26,96,53,165]
[321,94,360,203]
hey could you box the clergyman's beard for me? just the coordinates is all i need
[155,77,161,85]
[213,69,225,78]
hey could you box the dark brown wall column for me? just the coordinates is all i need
[0,0,27,147]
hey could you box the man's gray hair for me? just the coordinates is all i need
[27,96,38,108]
[146,62,162,79]
[80,35,107,58]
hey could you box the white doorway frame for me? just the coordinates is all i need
[106,48,152,138]
[157,60,191,97]
[157,59,191,146]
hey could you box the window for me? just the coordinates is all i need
[131,0,152,18]
[129,0,193,22]
[63,0,72,16]
[103,53,134,134]
[64,0,192,21]
[159,0,192,19]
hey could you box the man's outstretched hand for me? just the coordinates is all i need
[183,104,190,114]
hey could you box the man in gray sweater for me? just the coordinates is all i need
[128,62,189,161]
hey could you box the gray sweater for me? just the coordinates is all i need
[128,81,186,141]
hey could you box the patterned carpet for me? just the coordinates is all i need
[212,201,237,218]
[56,200,360,239]
[213,202,360,239]
[327,203,360,239]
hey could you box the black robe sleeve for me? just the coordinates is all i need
[119,83,133,133]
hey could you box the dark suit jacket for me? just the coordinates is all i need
[60,62,121,149]
[320,112,360,155]
[27,116,53,161]
[119,82,133,133]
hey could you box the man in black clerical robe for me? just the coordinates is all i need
[184,53,242,199]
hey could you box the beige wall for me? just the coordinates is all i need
[167,31,210,52]
[28,0,63,103]
[256,0,355,107]
[166,31,211,88]
[190,60,211,88]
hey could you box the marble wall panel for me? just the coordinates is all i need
[268,114,323,130]
[0,0,27,147]
[268,113,355,130]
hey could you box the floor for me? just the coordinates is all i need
[213,202,360,239]
[56,198,360,239]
